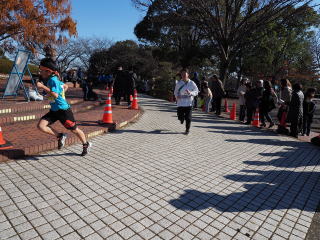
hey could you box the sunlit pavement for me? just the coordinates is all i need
[0,96,319,240]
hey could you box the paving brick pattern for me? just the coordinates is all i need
[0,96,319,239]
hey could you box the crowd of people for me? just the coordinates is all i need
[175,70,317,138]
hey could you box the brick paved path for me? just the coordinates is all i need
[1,96,320,240]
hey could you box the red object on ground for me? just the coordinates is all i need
[252,109,260,127]
[224,99,230,113]
[131,90,139,110]
[230,103,237,120]
[130,95,133,102]
[0,127,13,150]
[280,111,287,127]
[102,94,113,124]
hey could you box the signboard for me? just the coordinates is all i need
[2,50,37,101]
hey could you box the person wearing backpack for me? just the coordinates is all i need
[174,68,199,135]
[260,81,278,128]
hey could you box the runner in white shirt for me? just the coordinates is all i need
[174,68,199,135]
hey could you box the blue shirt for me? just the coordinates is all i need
[47,75,70,111]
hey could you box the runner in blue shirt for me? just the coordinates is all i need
[37,58,92,156]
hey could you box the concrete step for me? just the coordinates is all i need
[0,100,104,126]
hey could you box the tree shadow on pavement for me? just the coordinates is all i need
[169,169,320,212]
[169,137,320,213]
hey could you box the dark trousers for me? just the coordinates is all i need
[260,109,273,124]
[82,86,89,100]
[246,107,255,124]
[193,96,198,109]
[211,98,215,112]
[215,97,222,115]
[303,115,313,136]
[114,92,121,105]
[177,107,192,131]
[290,118,302,138]
[239,105,246,121]
[114,91,131,105]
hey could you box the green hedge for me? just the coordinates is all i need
[0,58,38,74]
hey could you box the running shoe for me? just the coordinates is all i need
[81,142,92,156]
[58,134,67,150]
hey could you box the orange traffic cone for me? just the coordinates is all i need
[0,127,13,150]
[131,90,139,110]
[252,109,260,127]
[101,94,113,124]
[224,99,230,113]
[130,95,133,102]
[230,103,237,120]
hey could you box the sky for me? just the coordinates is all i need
[71,0,143,42]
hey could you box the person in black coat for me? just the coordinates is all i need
[125,70,137,107]
[302,88,316,136]
[287,83,304,138]
[260,81,277,128]
[211,75,226,116]
[245,80,264,125]
[113,66,128,105]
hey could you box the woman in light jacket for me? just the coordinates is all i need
[202,81,213,113]
[278,78,292,122]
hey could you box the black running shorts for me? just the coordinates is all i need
[41,108,77,130]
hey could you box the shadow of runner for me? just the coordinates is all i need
[113,129,181,135]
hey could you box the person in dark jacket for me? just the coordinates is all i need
[126,70,137,107]
[244,82,255,124]
[302,88,316,136]
[287,83,304,138]
[245,80,264,125]
[260,81,277,128]
[113,66,126,105]
[211,75,226,116]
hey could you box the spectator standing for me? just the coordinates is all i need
[202,81,213,113]
[192,72,201,109]
[287,83,304,138]
[211,75,226,116]
[245,80,263,125]
[302,88,317,136]
[277,79,292,122]
[237,78,247,122]
[113,66,127,105]
[260,81,277,128]
[126,69,137,108]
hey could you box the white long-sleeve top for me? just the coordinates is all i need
[174,79,199,107]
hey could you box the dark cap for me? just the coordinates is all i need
[40,58,58,72]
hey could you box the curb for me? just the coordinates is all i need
[0,109,142,162]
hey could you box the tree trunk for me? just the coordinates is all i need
[219,59,230,85]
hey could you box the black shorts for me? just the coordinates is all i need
[41,108,77,130]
